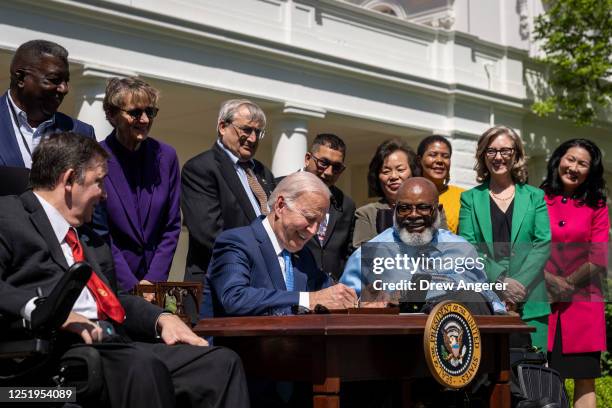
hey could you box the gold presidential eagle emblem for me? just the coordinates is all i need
[423,301,481,389]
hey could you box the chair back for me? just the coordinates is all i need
[0,166,30,196]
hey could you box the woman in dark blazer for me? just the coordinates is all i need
[100,77,181,292]
[459,125,551,350]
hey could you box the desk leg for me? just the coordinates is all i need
[490,382,510,408]
[489,335,511,408]
[313,377,340,408]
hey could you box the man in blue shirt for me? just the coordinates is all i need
[341,177,505,314]
[1,40,95,168]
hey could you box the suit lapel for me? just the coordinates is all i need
[79,231,112,288]
[21,192,69,270]
[252,218,287,290]
[104,138,144,243]
[291,252,308,291]
[213,143,256,220]
[138,140,159,229]
[52,112,74,133]
[511,184,528,244]
[473,184,493,242]
[320,208,335,248]
[322,189,342,247]
[0,92,26,167]
[473,184,494,254]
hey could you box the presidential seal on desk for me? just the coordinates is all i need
[423,301,481,389]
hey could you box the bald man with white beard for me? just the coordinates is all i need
[340,177,506,314]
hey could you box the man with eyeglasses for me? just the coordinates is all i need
[182,99,276,318]
[205,171,357,318]
[289,133,356,281]
[0,40,95,169]
[340,177,505,315]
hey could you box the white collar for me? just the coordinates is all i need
[33,192,72,243]
[262,217,283,256]
[6,90,56,129]
[216,139,255,168]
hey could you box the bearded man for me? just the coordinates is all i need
[340,177,505,314]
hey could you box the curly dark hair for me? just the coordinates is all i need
[540,138,607,208]
[367,138,417,198]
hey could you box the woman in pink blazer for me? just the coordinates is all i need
[541,139,608,408]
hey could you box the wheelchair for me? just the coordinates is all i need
[0,262,109,408]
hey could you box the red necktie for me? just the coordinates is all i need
[65,228,125,323]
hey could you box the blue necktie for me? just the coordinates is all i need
[282,250,294,291]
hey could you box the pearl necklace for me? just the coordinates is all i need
[489,189,515,201]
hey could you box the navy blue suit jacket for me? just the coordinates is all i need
[204,217,331,317]
[0,92,95,167]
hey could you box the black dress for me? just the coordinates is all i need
[549,314,602,379]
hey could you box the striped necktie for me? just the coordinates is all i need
[281,249,294,291]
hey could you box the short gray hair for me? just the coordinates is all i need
[268,172,331,208]
[217,99,266,131]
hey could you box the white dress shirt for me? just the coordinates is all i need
[21,193,98,320]
[216,139,268,216]
[6,91,56,169]
[261,218,310,308]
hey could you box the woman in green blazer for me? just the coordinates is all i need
[459,125,551,351]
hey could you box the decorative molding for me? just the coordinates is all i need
[406,1,455,30]
[360,0,407,19]
[78,64,137,80]
[517,0,530,40]
[282,102,327,118]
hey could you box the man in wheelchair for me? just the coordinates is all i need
[0,132,249,408]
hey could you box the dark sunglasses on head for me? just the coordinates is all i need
[120,107,159,119]
[310,154,346,174]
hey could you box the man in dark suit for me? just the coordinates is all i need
[181,99,275,291]
[205,171,357,317]
[0,40,95,168]
[0,132,249,408]
[301,133,355,281]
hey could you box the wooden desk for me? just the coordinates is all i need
[194,314,532,408]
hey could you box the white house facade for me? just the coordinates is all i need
[1,0,610,277]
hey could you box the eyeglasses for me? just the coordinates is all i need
[485,148,514,158]
[310,154,346,174]
[231,123,265,140]
[395,203,435,216]
[120,107,159,120]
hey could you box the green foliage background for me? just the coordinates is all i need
[532,0,612,125]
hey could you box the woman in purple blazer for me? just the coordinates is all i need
[100,77,181,291]
[541,139,608,408]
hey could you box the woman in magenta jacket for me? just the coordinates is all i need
[541,139,608,408]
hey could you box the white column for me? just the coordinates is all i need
[272,118,308,177]
[271,103,326,177]
[72,65,136,141]
[448,133,479,189]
